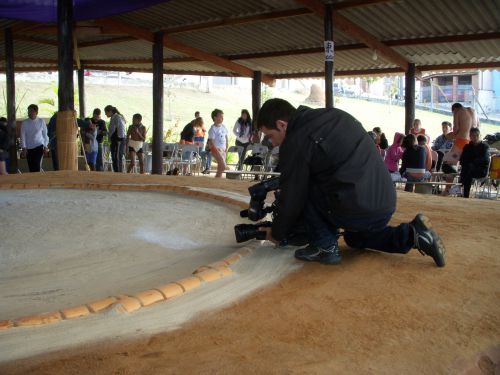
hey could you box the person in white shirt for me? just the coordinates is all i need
[232,109,253,170]
[20,104,49,172]
[104,105,126,172]
[207,109,228,178]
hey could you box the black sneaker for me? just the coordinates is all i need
[294,244,342,265]
[410,214,446,267]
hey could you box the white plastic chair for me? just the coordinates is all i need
[176,143,201,175]
[163,143,178,173]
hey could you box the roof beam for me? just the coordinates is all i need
[296,0,421,76]
[162,8,312,34]
[12,35,58,47]
[160,2,393,35]
[4,61,499,77]
[94,18,275,85]
[333,0,396,10]
[222,31,500,60]
[78,36,136,48]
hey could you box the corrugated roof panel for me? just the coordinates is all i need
[116,0,304,31]
[11,40,58,58]
[344,0,500,40]
[168,16,358,58]
[396,40,500,65]
[78,40,188,60]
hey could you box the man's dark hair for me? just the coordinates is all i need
[28,104,38,112]
[441,121,451,127]
[211,108,223,121]
[470,127,480,135]
[417,134,427,144]
[93,108,101,116]
[256,98,296,130]
[133,113,142,121]
[194,111,200,117]
[451,102,463,111]
[402,134,416,149]
[0,117,7,123]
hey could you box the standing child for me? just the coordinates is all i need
[207,109,228,178]
[126,113,147,174]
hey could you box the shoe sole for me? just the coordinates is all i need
[294,253,342,265]
[417,214,446,267]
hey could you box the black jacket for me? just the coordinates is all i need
[459,141,490,175]
[400,145,426,175]
[272,106,396,241]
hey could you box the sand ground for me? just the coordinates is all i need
[0,171,499,374]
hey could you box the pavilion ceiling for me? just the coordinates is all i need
[1,0,499,80]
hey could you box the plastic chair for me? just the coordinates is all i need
[472,155,497,199]
[163,143,178,173]
[176,143,201,175]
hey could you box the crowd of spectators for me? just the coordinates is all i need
[379,107,495,198]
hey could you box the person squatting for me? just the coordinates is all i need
[255,98,446,267]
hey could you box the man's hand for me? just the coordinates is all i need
[20,149,26,158]
[258,226,278,245]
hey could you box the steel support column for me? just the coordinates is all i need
[324,4,334,108]
[4,27,17,173]
[252,71,262,124]
[151,31,164,175]
[78,66,85,118]
[405,63,416,134]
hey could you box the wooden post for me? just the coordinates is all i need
[324,4,334,108]
[4,27,17,173]
[78,66,85,118]
[405,63,415,135]
[58,0,74,111]
[252,71,262,123]
[151,31,164,175]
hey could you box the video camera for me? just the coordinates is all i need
[234,177,307,246]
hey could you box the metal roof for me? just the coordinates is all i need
[1,0,499,79]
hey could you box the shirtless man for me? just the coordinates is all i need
[441,103,479,194]
[442,103,479,169]
[126,113,147,174]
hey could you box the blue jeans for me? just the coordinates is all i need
[96,143,104,171]
[201,150,211,170]
[303,186,412,253]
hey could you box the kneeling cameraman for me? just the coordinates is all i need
[256,98,445,267]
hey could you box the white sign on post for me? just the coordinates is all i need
[324,41,334,62]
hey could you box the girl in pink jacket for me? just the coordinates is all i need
[384,132,405,173]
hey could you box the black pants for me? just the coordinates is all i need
[27,145,44,172]
[460,163,487,198]
[435,151,445,172]
[305,184,413,253]
[235,140,250,170]
[111,140,124,172]
[50,147,59,171]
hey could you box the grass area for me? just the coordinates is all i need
[1,80,498,147]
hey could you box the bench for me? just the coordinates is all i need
[225,170,280,180]
[411,181,462,195]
